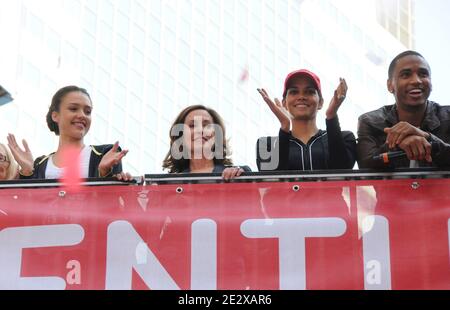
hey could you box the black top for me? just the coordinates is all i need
[256,117,356,171]
[357,101,450,169]
[19,145,123,180]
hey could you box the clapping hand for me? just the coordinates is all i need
[7,133,34,175]
[98,142,129,178]
[326,78,348,120]
[257,88,292,132]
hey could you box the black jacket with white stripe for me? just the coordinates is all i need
[19,145,123,180]
[256,117,356,171]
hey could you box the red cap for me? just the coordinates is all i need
[283,69,322,98]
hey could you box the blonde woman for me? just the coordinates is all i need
[0,142,18,180]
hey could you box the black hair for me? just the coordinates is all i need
[388,50,426,80]
[46,86,92,136]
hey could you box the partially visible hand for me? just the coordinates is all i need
[326,78,348,120]
[257,88,292,132]
[114,172,134,182]
[384,122,429,149]
[98,142,129,177]
[398,135,432,162]
[222,166,244,181]
[7,133,34,175]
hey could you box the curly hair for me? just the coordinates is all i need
[162,105,233,173]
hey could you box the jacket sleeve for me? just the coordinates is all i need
[356,115,390,169]
[277,129,291,171]
[326,117,356,169]
[428,133,450,167]
[240,165,252,172]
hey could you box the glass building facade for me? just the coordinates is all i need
[375,0,415,48]
[0,0,410,174]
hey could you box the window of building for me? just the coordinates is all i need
[130,70,144,97]
[116,12,130,38]
[99,0,114,25]
[99,44,112,71]
[99,21,113,48]
[132,24,146,52]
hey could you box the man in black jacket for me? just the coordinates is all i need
[357,50,450,169]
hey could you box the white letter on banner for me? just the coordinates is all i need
[66,260,82,285]
[361,216,391,290]
[191,219,217,290]
[105,221,180,290]
[241,218,346,290]
[0,224,84,290]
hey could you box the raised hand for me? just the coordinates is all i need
[7,133,34,175]
[326,78,348,120]
[98,142,129,177]
[257,88,292,132]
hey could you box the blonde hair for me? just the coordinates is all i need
[0,143,19,180]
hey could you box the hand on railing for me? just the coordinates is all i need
[222,166,244,181]
[114,171,134,182]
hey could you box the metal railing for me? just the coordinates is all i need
[2,168,450,189]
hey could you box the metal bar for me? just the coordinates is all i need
[2,171,448,188]
[145,170,450,184]
[0,177,143,189]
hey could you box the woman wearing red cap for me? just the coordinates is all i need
[257,70,356,171]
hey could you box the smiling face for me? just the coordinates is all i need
[388,55,432,111]
[283,76,323,121]
[51,91,92,141]
[183,109,216,158]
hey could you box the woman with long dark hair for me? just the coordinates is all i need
[8,85,131,180]
[163,105,250,180]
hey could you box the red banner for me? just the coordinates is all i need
[0,179,449,290]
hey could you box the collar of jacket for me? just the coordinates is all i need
[378,101,440,131]
[91,146,102,156]
[289,129,326,143]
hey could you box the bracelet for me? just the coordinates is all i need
[19,168,34,177]
[99,167,113,178]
